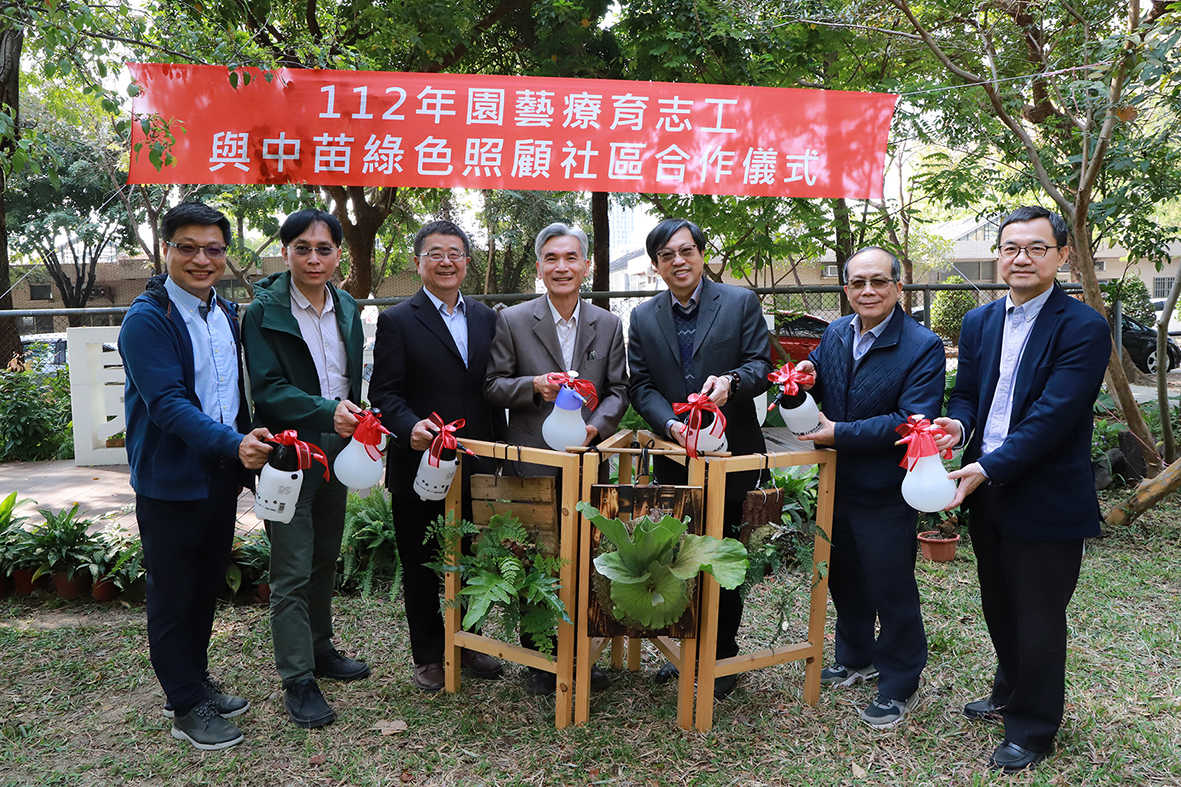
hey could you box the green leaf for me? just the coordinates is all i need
[671,534,749,589]
[609,563,688,629]
[593,550,650,584]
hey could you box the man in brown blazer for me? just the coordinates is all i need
[484,222,628,694]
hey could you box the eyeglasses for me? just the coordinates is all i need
[420,251,468,262]
[290,244,338,258]
[165,240,227,259]
[998,244,1063,259]
[846,277,897,292]
[655,244,699,265]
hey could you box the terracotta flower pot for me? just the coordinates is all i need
[53,572,92,600]
[91,576,121,602]
[917,531,959,563]
[11,568,44,596]
[256,582,271,604]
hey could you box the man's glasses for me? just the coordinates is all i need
[655,244,699,265]
[290,244,337,258]
[420,251,468,262]
[846,277,897,292]
[998,244,1063,259]
[165,240,227,259]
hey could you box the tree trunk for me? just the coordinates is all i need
[1070,209,1162,475]
[1158,273,1181,462]
[328,185,394,299]
[0,26,23,366]
[591,191,609,311]
[483,190,495,295]
[1105,458,1181,528]
[831,198,853,316]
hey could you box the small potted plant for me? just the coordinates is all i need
[917,508,961,562]
[31,503,100,599]
[0,491,26,598]
[106,536,146,598]
[105,430,126,448]
[233,529,272,603]
[3,526,46,596]
[89,530,138,602]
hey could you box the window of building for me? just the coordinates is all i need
[1154,277,1175,299]
[29,284,53,300]
[959,222,999,243]
[943,260,994,281]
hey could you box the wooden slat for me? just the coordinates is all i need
[471,500,558,527]
[470,475,557,502]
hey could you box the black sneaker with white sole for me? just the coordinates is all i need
[163,677,249,719]
[860,693,914,729]
[820,663,879,687]
[170,699,244,751]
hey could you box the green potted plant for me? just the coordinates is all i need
[106,535,145,596]
[233,529,272,603]
[88,529,138,602]
[339,489,402,598]
[3,526,45,596]
[917,508,961,562]
[30,503,100,600]
[576,502,749,631]
[0,491,25,598]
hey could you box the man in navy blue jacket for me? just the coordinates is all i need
[120,202,273,751]
[934,206,1110,773]
[796,246,945,728]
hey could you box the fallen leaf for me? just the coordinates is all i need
[369,719,409,736]
[851,762,866,779]
[309,753,327,766]
[399,771,415,783]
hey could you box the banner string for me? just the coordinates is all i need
[898,61,1114,96]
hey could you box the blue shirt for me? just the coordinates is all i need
[981,286,1054,455]
[423,288,469,367]
[164,277,240,426]
[851,308,895,364]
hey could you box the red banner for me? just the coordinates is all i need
[127,64,897,199]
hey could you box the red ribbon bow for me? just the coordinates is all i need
[427,412,475,468]
[672,393,727,459]
[351,411,392,461]
[546,372,599,411]
[271,430,330,480]
[894,415,953,470]
[767,362,815,398]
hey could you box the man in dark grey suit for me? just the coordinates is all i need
[627,218,772,697]
[485,222,629,694]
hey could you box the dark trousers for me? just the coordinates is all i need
[827,496,927,701]
[969,485,1083,752]
[391,492,472,665]
[267,434,347,686]
[137,464,239,717]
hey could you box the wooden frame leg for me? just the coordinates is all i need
[803,455,836,706]
[444,455,464,694]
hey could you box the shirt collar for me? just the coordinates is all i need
[423,287,465,316]
[164,276,214,315]
[1005,285,1054,321]
[851,306,895,340]
[547,295,581,325]
[289,280,334,315]
[669,278,704,310]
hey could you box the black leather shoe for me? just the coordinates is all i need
[964,697,1004,723]
[523,668,557,695]
[988,741,1049,774]
[413,662,445,691]
[653,661,679,684]
[713,673,738,698]
[590,665,610,691]
[283,678,336,729]
[461,649,504,679]
[314,647,371,682]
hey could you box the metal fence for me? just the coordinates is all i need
[0,282,1084,372]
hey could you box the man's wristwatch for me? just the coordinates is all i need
[726,371,740,394]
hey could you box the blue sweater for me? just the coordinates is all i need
[119,275,252,500]
[807,304,946,498]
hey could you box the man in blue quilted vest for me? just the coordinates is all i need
[795,246,945,728]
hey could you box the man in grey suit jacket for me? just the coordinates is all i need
[627,218,772,698]
[485,222,628,694]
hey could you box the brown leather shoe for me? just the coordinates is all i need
[413,662,445,692]
[460,649,504,679]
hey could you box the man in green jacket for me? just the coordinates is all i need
[242,209,369,729]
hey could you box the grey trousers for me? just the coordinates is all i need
[267,433,347,686]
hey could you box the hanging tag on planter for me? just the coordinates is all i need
[255,430,329,523]
[414,412,475,501]
[895,414,956,513]
[768,362,821,436]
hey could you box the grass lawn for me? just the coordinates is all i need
[1,494,1178,787]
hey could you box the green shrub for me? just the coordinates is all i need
[0,367,72,461]
[339,488,401,598]
[930,276,976,345]
[1100,277,1154,324]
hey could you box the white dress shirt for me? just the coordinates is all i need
[423,288,469,367]
[547,295,582,372]
[289,283,350,401]
[164,277,239,426]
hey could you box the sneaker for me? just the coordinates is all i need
[284,678,336,729]
[314,647,371,682]
[170,699,244,751]
[163,677,249,719]
[821,663,879,687]
[860,693,913,729]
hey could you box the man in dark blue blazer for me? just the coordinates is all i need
[369,220,506,692]
[628,218,772,697]
[795,246,946,729]
[935,206,1110,773]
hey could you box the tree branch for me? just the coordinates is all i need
[425,0,534,73]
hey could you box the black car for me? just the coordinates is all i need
[1117,314,1181,374]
